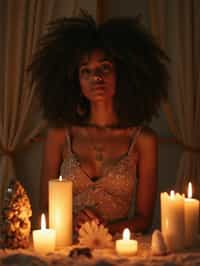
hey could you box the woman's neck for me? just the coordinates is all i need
[88,102,118,127]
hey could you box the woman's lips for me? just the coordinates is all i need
[92,85,105,91]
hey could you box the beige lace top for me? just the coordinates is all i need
[60,127,142,223]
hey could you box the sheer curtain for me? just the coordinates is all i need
[0,0,79,210]
[149,0,200,196]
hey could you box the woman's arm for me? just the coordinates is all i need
[108,127,158,234]
[40,127,66,212]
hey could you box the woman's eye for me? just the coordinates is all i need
[101,64,113,73]
[80,68,90,76]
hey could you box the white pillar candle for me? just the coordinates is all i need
[184,182,199,247]
[116,228,138,256]
[33,214,56,253]
[160,191,185,252]
[49,176,72,247]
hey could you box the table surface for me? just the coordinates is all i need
[0,234,200,266]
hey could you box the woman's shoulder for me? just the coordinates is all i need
[136,125,158,148]
[46,127,69,143]
[140,125,157,137]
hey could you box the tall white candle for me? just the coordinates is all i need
[184,182,199,247]
[49,176,72,247]
[160,191,185,252]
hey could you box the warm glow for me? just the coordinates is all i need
[123,228,130,240]
[170,190,175,198]
[59,175,63,181]
[187,182,193,198]
[165,219,169,229]
[41,213,46,230]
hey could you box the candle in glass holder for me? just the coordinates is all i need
[160,190,185,252]
[184,182,199,247]
[33,213,56,253]
[116,228,138,256]
[49,176,72,247]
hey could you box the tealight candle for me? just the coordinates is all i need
[184,182,199,247]
[116,228,138,256]
[33,213,56,253]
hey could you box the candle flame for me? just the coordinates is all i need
[187,182,192,198]
[41,213,46,230]
[123,228,130,240]
[170,190,175,198]
[59,175,63,181]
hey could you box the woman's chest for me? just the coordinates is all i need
[74,128,133,158]
[67,127,136,178]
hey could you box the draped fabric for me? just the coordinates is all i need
[149,0,200,197]
[0,0,81,210]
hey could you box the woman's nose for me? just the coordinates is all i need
[91,68,103,81]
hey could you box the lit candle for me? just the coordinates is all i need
[116,228,138,256]
[160,191,185,251]
[33,213,56,253]
[49,176,72,247]
[184,182,199,247]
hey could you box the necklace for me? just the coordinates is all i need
[86,123,119,129]
[93,144,104,162]
[85,127,107,162]
[84,121,119,162]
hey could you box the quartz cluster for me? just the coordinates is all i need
[0,179,32,249]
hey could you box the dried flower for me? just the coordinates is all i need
[78,221,113,249]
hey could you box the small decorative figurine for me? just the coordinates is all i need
[0,179,32,249]
[151,229,167,255]
[68,247,92,258]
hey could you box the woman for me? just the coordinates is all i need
[29,12,169,234]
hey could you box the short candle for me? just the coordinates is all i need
[33,213,56,253]
[116,228,138,256]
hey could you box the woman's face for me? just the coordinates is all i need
[78,49,116,103]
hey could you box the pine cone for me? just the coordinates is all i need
[1,179,32,249]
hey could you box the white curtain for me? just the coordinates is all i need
[0,0,80,210]
[149,0,200,197]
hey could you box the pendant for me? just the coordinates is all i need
[95,152,103,161]
[94,145,104,161]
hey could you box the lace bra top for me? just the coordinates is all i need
[60,126,142,223]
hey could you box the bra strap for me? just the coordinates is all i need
[65,127,72,153]
[128,126,143,155]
